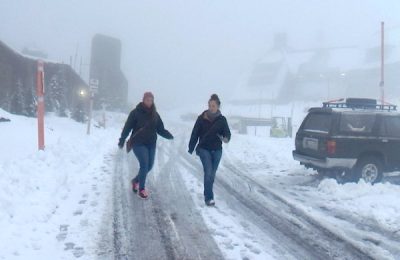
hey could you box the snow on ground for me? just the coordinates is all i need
[180,164,277,260]
[223,132,400,258]
[0,109,123,259]
[2,102,400,259]
[315,179,400,233]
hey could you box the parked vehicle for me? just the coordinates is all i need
[293,98,399,184]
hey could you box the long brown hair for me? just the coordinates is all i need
[150,103,157,121]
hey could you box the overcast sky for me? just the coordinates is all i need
[0,0,399,108]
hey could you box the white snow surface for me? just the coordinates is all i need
[224,133,400,259]
[0,109,122,259]
[1,104,400,259]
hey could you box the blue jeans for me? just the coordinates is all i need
[132,144,156,190]
[197,148,222,201]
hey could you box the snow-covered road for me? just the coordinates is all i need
[1,109,399,259]
[103,122,392,259]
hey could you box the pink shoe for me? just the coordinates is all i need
[138,189,149,199]
[131,181,139,193]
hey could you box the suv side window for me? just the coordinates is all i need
[339,113,376,134]
[381,116,400,138]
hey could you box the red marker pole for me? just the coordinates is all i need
[37,60,45,150]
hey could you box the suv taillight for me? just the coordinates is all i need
[327,140,336,155]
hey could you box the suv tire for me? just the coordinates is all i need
[353,156,383,184]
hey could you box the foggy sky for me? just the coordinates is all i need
[0,0,399,108]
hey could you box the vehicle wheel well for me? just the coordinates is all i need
[357,151,385,165]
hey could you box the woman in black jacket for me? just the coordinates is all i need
[188,94,231,206]
[119,92,173,199]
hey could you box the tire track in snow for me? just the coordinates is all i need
[180,146,375,260]
[225,155,400,259]
[110,141,223,260]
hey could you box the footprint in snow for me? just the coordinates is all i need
[215,231,228,238]
[73,210,83,216]
[64,242,75,250]
[73,247,85,258]
[244,243,261,254]
[56,225,69,241]
[56,233,67,241]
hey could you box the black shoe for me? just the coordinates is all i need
[205,199,215,206]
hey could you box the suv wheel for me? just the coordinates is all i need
[354,157,383,184]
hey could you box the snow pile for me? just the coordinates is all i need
[224,133,303,173]
[317,179,400,233]
[0,109,122,259]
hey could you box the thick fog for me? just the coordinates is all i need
[0,0,399,108]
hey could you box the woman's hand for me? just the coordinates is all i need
[217,134,229,143]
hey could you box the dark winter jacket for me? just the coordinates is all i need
[188,110,231,153]
[120,103,173,145]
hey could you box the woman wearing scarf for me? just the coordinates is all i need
[188,94,231,206]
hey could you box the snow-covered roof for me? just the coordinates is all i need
[0,40,60,64]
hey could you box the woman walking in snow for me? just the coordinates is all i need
[188,94,231,206]
[118,92,174,199]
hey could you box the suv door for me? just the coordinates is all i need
[333,112,382,159]
[379,115,400,170]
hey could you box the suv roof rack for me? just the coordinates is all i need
[323,98,397,111]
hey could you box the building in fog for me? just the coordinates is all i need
[231,33,400,105]
[0,40,89,121]
[89,34,128,110]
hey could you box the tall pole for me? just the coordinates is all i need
[380,21,385,104]
[87,91,93,135]
[37,60,45,150]
[87,79,98,135]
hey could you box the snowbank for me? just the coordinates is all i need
[317,179,400,233]
[0,109,123,259]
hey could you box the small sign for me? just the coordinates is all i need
[89,78,99,93]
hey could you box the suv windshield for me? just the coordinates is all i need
[339,113,376,134]
[302,113,332,133]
